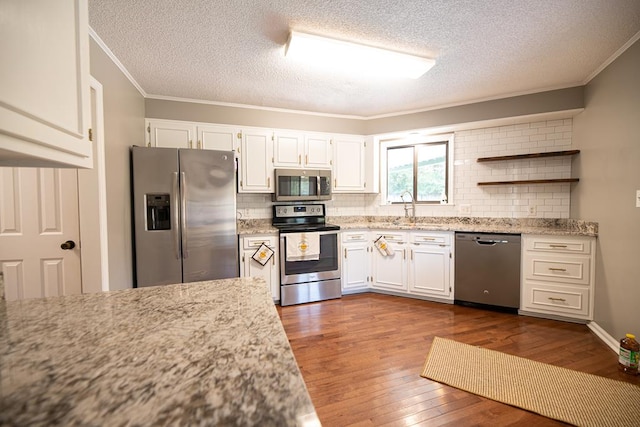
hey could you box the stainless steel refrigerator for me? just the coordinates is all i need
[131,146,238,287]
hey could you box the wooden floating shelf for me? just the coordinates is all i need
[477,178,579,186]
[477,150,580,162]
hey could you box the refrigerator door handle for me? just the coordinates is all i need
[180,171,189,259]
[172,172,180,260]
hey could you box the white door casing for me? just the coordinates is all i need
[0,167,82,300]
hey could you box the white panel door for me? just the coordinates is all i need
[371,244,407,291]
[148,120,196,149]
[0,0,91,168]
[333,136,366,192]
[242,249,278,300]
[199,125,239,151]
[342,244,369,291]
[239,130,274,192]
[0,168,81,300]
[408,244,451,298]
[273,132,304,168]
[305,134,332,169]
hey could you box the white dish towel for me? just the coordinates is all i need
[286,232,320,261]
[374,236,394,256]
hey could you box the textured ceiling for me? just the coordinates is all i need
[88,0,640,118]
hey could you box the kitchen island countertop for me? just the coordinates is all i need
[0,277,318,426]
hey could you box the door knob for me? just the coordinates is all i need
[60,240,76,250]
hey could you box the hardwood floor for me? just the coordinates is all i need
[277,293,639,426]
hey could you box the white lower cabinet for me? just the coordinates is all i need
[520,234,596,321]
[371,231,408,292]
[407,232,453,300]
[239,234,280,302]
[341,231,371,293]
[341,230,454,302]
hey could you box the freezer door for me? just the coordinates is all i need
[179,149,238,282]
[131,147,183,287]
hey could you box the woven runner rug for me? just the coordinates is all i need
[421,337,640,427]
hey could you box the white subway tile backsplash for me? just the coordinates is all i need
[237,118,574,220]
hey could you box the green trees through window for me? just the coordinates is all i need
[387,141,448,203]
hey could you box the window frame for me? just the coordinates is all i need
[380,133,454,206]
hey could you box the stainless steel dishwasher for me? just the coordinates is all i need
[454,232,521,311]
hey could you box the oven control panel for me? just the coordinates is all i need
[273,203,325,218]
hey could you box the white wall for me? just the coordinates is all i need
[572,39,640,340]
[89,38,146,290]
[238,118,575,219]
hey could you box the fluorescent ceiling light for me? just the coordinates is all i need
[284,31,435,79]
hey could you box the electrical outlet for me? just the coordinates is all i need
[528,205,537,216]
[636,190,640,208]
[459,204,471,215]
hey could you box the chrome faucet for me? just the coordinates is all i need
[400,190,416,223]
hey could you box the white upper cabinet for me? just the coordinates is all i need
[304,133,332,169]
[238,129,274,193]
[146,119,239,152]
[198,124,240,152]
[273,131,305,167]
[273,131,332,169]
[0,0,92,168]
[147,120,197,149]
[333,136,366,192]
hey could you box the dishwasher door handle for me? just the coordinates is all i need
[475,239,509,245]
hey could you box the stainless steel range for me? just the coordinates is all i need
[272,203,341,306]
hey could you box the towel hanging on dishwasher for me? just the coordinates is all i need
[286,232,320,261]
[374,236,393,256]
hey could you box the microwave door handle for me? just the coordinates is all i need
[317,174,321,198]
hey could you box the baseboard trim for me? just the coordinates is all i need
[588,321,619,354]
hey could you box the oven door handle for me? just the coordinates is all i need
[280,229,339,237]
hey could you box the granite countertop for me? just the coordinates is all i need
[0,278,319,426]
[237,216,598,237]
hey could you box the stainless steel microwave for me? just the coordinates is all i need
[274,168,332,201]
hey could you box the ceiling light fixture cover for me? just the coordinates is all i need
[284,31,435,79]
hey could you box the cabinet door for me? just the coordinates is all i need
[342,243,370,292]
[0,0,91,168]
[273,131,304,167]
[333,136,366,192]
[198,125,239,151]
[305,134,332,169]
[408,243,451,298]
[240,235,280,301]
[239,129,274,193]
[371,244,407,291]
[148,120,196,149]
[242,249,277,299]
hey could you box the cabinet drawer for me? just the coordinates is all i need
[522,281,591,318]
[242,235,277,249]
[523,235,592,255]
[342,231,368,243]
[373,232,406,243]
[523,254,591,285]
[411,232,451,245]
